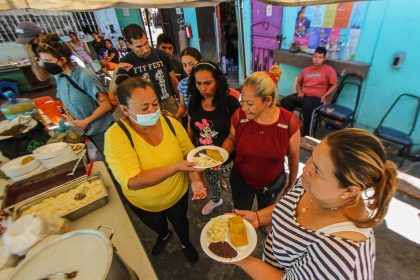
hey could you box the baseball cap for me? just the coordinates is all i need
[15,21,43,44]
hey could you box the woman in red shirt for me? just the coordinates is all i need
[222,72,300,211]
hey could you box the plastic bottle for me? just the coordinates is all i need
[1,91,42,122]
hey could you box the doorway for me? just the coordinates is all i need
[196,7,218,63]
[219,2,239,85]
[140,8,163,47]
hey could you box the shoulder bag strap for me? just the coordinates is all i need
[162,115,176,136]
[117,120,135,150]
[60,74,98,106]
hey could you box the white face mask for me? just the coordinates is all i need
[128,108,161,126]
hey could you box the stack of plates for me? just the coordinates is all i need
[33,143,77,169]
[1,155,46,182]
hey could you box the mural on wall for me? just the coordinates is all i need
[294,2,367,60]
[251,0,283,72]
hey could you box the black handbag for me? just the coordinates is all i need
[260,171,286,195]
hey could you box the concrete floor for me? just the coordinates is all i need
[8,86,420,280]
[126,147,420,280]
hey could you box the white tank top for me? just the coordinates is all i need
[318,221,372,238]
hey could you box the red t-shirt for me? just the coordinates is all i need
[232,107,300,189]
[297,64,338,98]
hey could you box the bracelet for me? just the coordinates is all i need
[255,211,261,228]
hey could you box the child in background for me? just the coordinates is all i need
[178,47,203,128]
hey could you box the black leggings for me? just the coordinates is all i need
[281,93,322,136]
[129,190,190,245]
[230,169,281,211]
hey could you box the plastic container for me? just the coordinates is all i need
[0,91,41,122]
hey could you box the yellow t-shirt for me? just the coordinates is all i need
[104,116,194,212]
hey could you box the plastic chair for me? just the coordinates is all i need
[33,96,54,108]
[33,96,64,125]
[38,101,64,125]
[228,88,241,100]
[314,74,363,136]
[374,93,420,157]
[0,79,20,96]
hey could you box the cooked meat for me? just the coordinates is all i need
[209,241,238,258]
[0,124,26,136]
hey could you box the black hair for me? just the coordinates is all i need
[180,47,202,62]
[116,76,156,106]
[156,33,174,47]
[37,33,72,62]
[123,24,147,43]
[104,39,113,46]
[68,32,77,38]
[90,31,98,35]
[315,46,327,56]
[118,37,124,41]
[187,60,229,114]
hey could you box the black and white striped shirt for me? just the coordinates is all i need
[263,185,375,279]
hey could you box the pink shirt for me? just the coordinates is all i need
[297,64,338,98]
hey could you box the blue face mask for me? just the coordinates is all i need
[129,108,161,126]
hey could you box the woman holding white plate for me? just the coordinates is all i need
[187,61,240,215]
[230,129,397,279]
[104,76,207,264]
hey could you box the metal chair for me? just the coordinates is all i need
[314,73,363,136]
[0,78,20,96]
[374,93,420,158]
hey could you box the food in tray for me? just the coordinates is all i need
[206,217,228,243]
[20,156,34,165]
[229,215,249,247]
[208,241,238,258]
[205,149,224,162]
[19,178,106,219]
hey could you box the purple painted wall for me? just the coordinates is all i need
[251,0,283,72]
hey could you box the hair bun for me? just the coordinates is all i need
[44,33,61,45]
[115,74,131,85]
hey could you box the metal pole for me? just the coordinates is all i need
[235,0,247,82]
[144,8,154,47]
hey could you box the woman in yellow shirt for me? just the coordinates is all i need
[104,76,207,263]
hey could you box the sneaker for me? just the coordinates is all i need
[201,199,223,215]
[152,230,172,256]
[181,243,199,263]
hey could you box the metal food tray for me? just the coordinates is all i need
[12,172,109,221]
[2,157,87,211]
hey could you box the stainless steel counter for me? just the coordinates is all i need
[71,161,158,280]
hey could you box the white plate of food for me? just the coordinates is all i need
[200,214,257,263]
[9,163,47,182]
[0,117,37,140]
[68,143,85,155]
[1,155,42,178]
[187,145,228,169]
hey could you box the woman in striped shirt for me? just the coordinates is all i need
[233,128,397,279]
